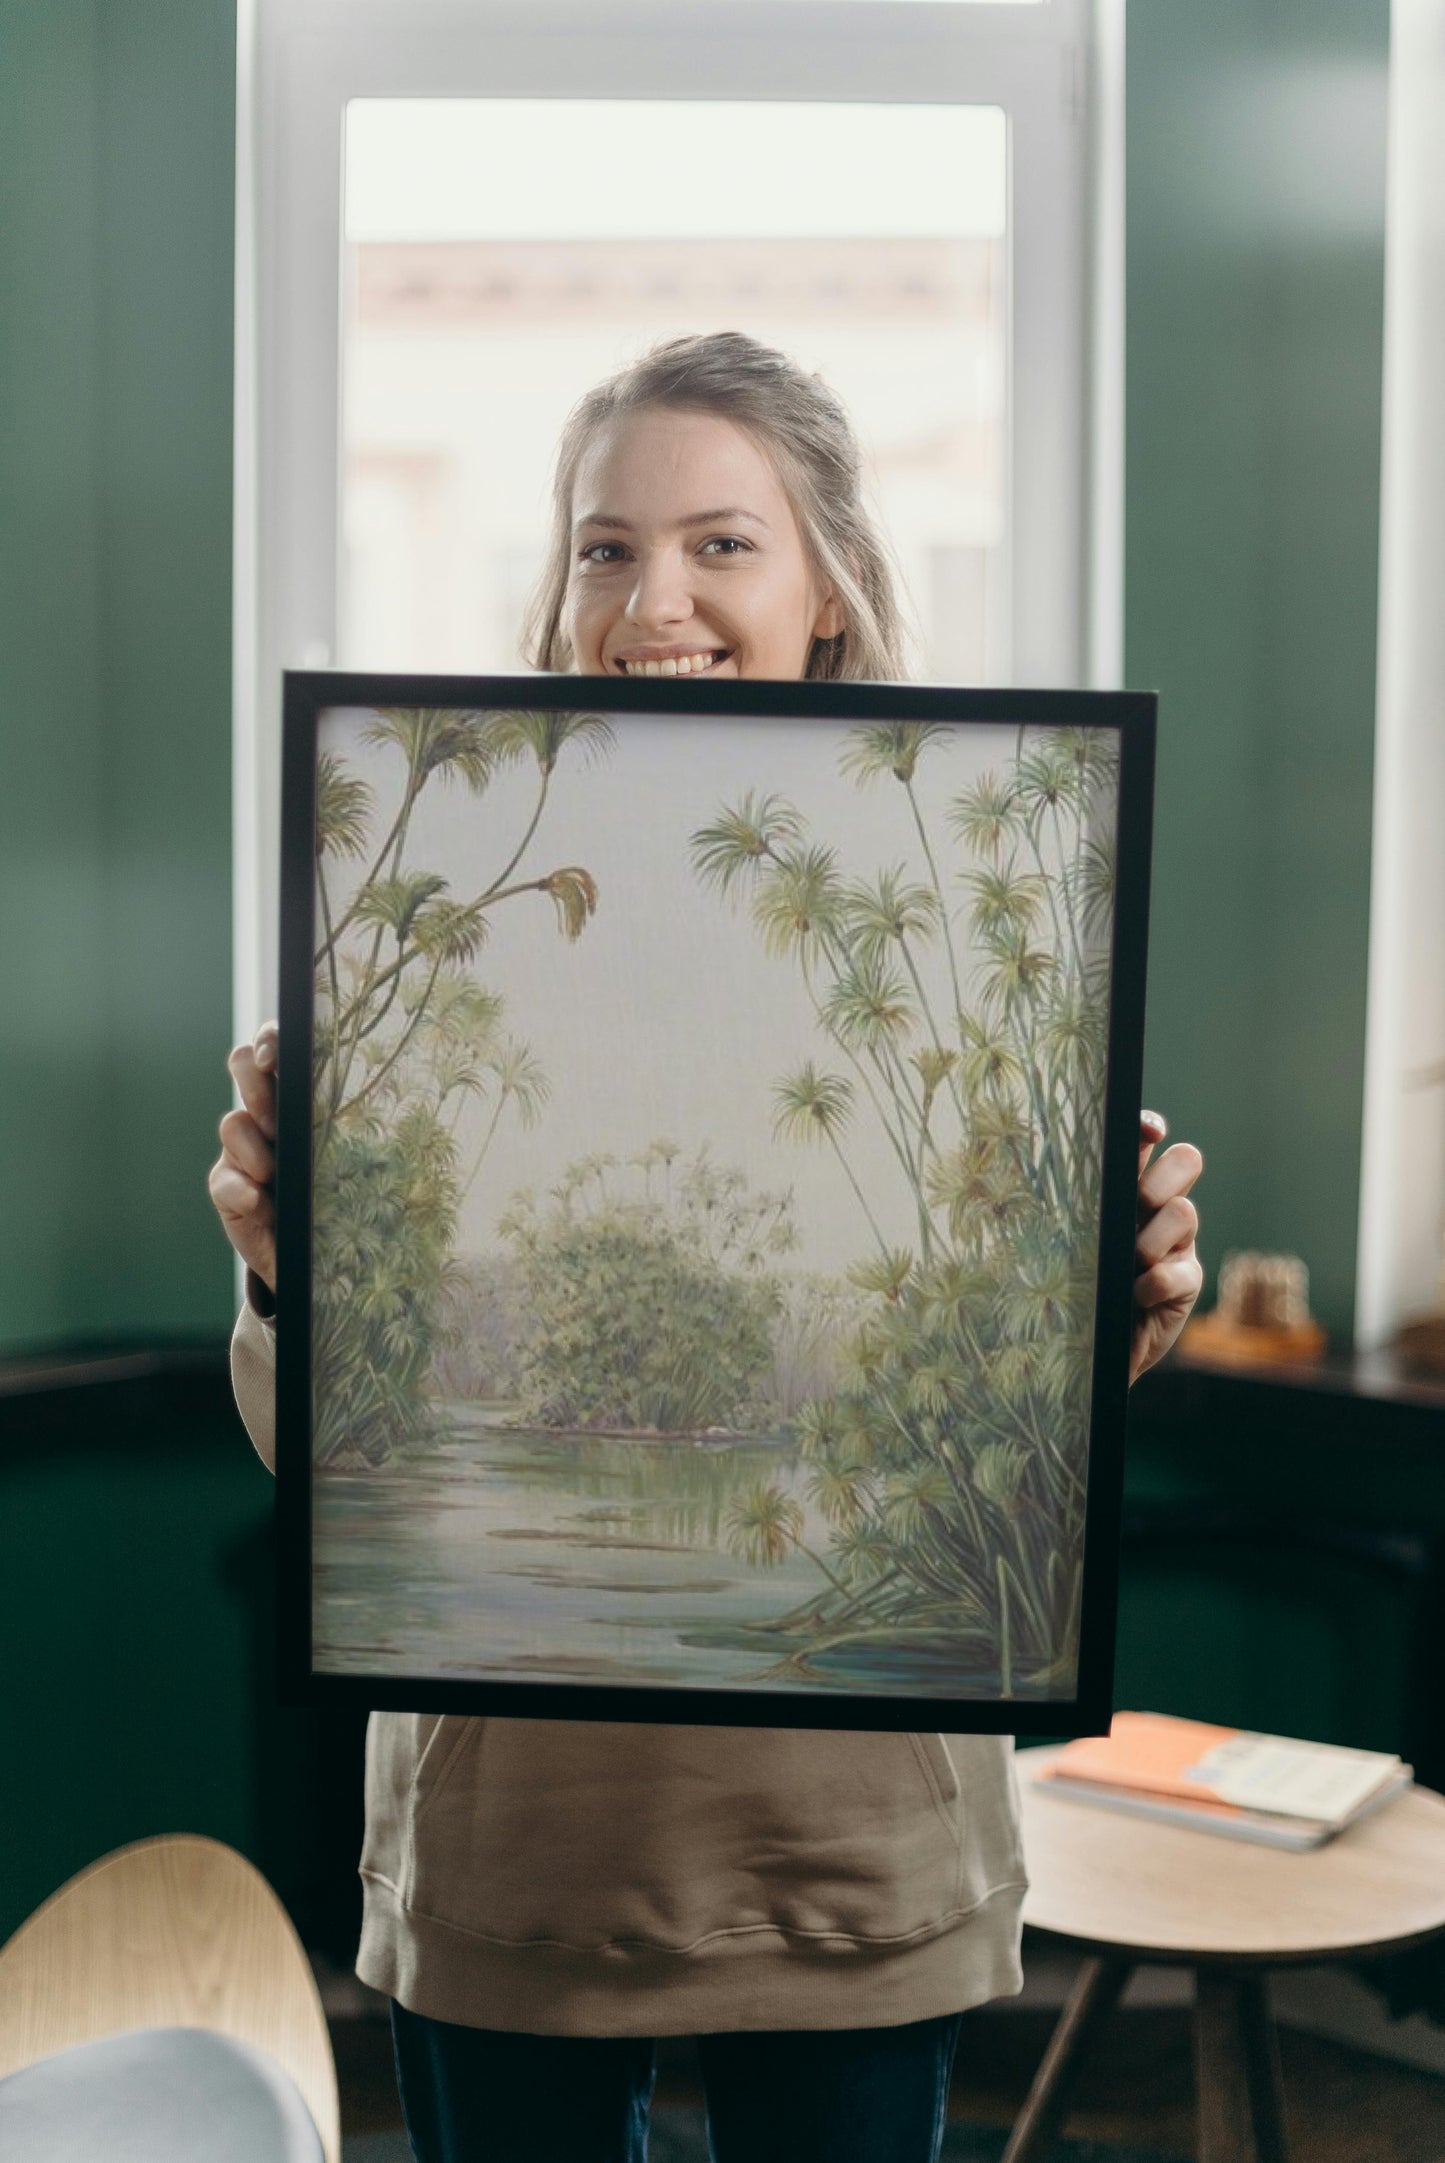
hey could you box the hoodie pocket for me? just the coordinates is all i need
[402,1715,485,1898]
[359,1711,474,1895]
[400,1719,984,1952]
[412,1716,478,1821]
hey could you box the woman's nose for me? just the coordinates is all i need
[625,548,693,631]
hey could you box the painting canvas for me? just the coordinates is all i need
[276,674,1154,1732]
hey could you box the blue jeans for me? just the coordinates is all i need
[390,2000,965,2163]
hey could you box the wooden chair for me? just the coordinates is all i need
[0,1834,340,2163]
[1006,1744,1445,2163]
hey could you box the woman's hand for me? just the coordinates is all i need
[1131,1111,1203,1383]
[209,1021,279,1296]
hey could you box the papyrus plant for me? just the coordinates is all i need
[312,707,609,1465]
[693,725,1118,1692]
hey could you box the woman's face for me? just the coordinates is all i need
[563,407,842,681]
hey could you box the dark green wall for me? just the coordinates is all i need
[0,0,236,1353]
[1,1386,271,1942]
[1128,0,1390,1339]
[0,1377,369,1956]
[1,4,108,1345]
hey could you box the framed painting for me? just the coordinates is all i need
[276,673,1155,1733]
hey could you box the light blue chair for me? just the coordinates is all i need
[0,1835,340,2161]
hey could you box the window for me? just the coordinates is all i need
[237,0,1117,1024]
[340,98,1009,681]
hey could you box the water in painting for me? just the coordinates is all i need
[309,706,1119,1701]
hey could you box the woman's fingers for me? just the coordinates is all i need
[213,1022,280,1293]
[227,1046,276,1138]
[1129,1121,1204,1379]
[208,1157,268,1223]
[1135,1190,1199,1270]
[1138,1140,1203,1219]
[207,1155,277,1288]
[227,1023,279,1139]
[217,1107,274,1186]
[1137,1109,1168,1178]
[1134,1252,1204,1313]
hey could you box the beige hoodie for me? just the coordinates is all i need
[232,1295,1027,2036]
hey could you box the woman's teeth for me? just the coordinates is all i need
[621,651,725,677]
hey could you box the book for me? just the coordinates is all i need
[1034,1762,1413,1850]
[1031,1711,1412,1850]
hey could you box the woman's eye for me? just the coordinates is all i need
[579,541,627,565]
[700,536,751,558]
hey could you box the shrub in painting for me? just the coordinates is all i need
[499,1150,795,1435]
[311,1111,459,1466]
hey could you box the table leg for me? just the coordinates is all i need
[1239,1972,1289,2163]
[1195,1968,1289,2163]
[1000,1955,1131,2163]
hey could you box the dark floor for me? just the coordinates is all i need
[332,1999,1445,2162]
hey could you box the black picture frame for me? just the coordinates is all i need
[277,672,1155,1734]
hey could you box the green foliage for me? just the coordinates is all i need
[428,1253,525,1403]
[691,791,805,896]
[691,724,1119,1692]
[500,1150,793,1435]
[311,1107,460,1467]
[316,752,374,860]
[766,1275,868,1421]
[310,707,607,1465]
[725,1481,805,1569]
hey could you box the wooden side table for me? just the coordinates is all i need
[1007,1745,1445,2163]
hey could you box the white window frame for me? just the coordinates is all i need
[234,0,1120,1031]
[1355,1,1445,1350]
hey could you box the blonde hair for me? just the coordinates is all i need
[522,331,912,682]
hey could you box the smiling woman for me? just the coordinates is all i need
[217,311,1197,2163]
[525,332,907,683]
[566,412,839,682]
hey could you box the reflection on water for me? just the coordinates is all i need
[313,1401,1006,1697]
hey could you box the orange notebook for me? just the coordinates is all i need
[1041,1711,1403,1827]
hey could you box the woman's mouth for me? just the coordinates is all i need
[615,649,731,678]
